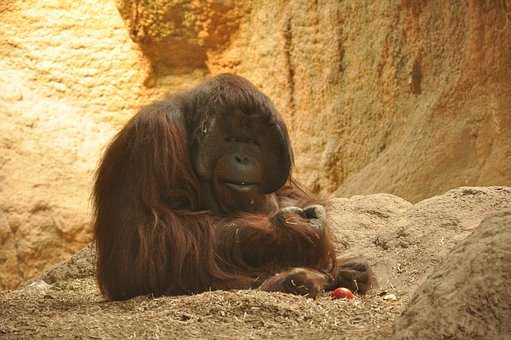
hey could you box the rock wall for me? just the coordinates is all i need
[0,0,200,289]
[208,0,511,200]
[1,0,510,289]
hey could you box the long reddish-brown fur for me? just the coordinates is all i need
[93,74,372,300]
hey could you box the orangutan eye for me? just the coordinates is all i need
[200,121,208,135]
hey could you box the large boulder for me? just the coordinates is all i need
[329,187,511,293]
[393,210,511,339]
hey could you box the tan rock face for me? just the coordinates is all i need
[0,0,204,289]
[0,0,510,289]
[116,0,245,71]
[218,1,511,200]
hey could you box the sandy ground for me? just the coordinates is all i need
[1,278,402,339]
[1,186,510,339]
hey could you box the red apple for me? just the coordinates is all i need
[331,287,354,299]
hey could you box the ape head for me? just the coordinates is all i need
[181,74,293,213]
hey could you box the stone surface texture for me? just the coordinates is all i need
[393,210,511,340]
[1,0,510,289]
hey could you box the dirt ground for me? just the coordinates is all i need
[0,279,401,339]
[1,186,510,339]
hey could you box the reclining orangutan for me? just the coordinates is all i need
[93,73,374,300]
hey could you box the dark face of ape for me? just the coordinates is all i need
[187,75,292,213]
